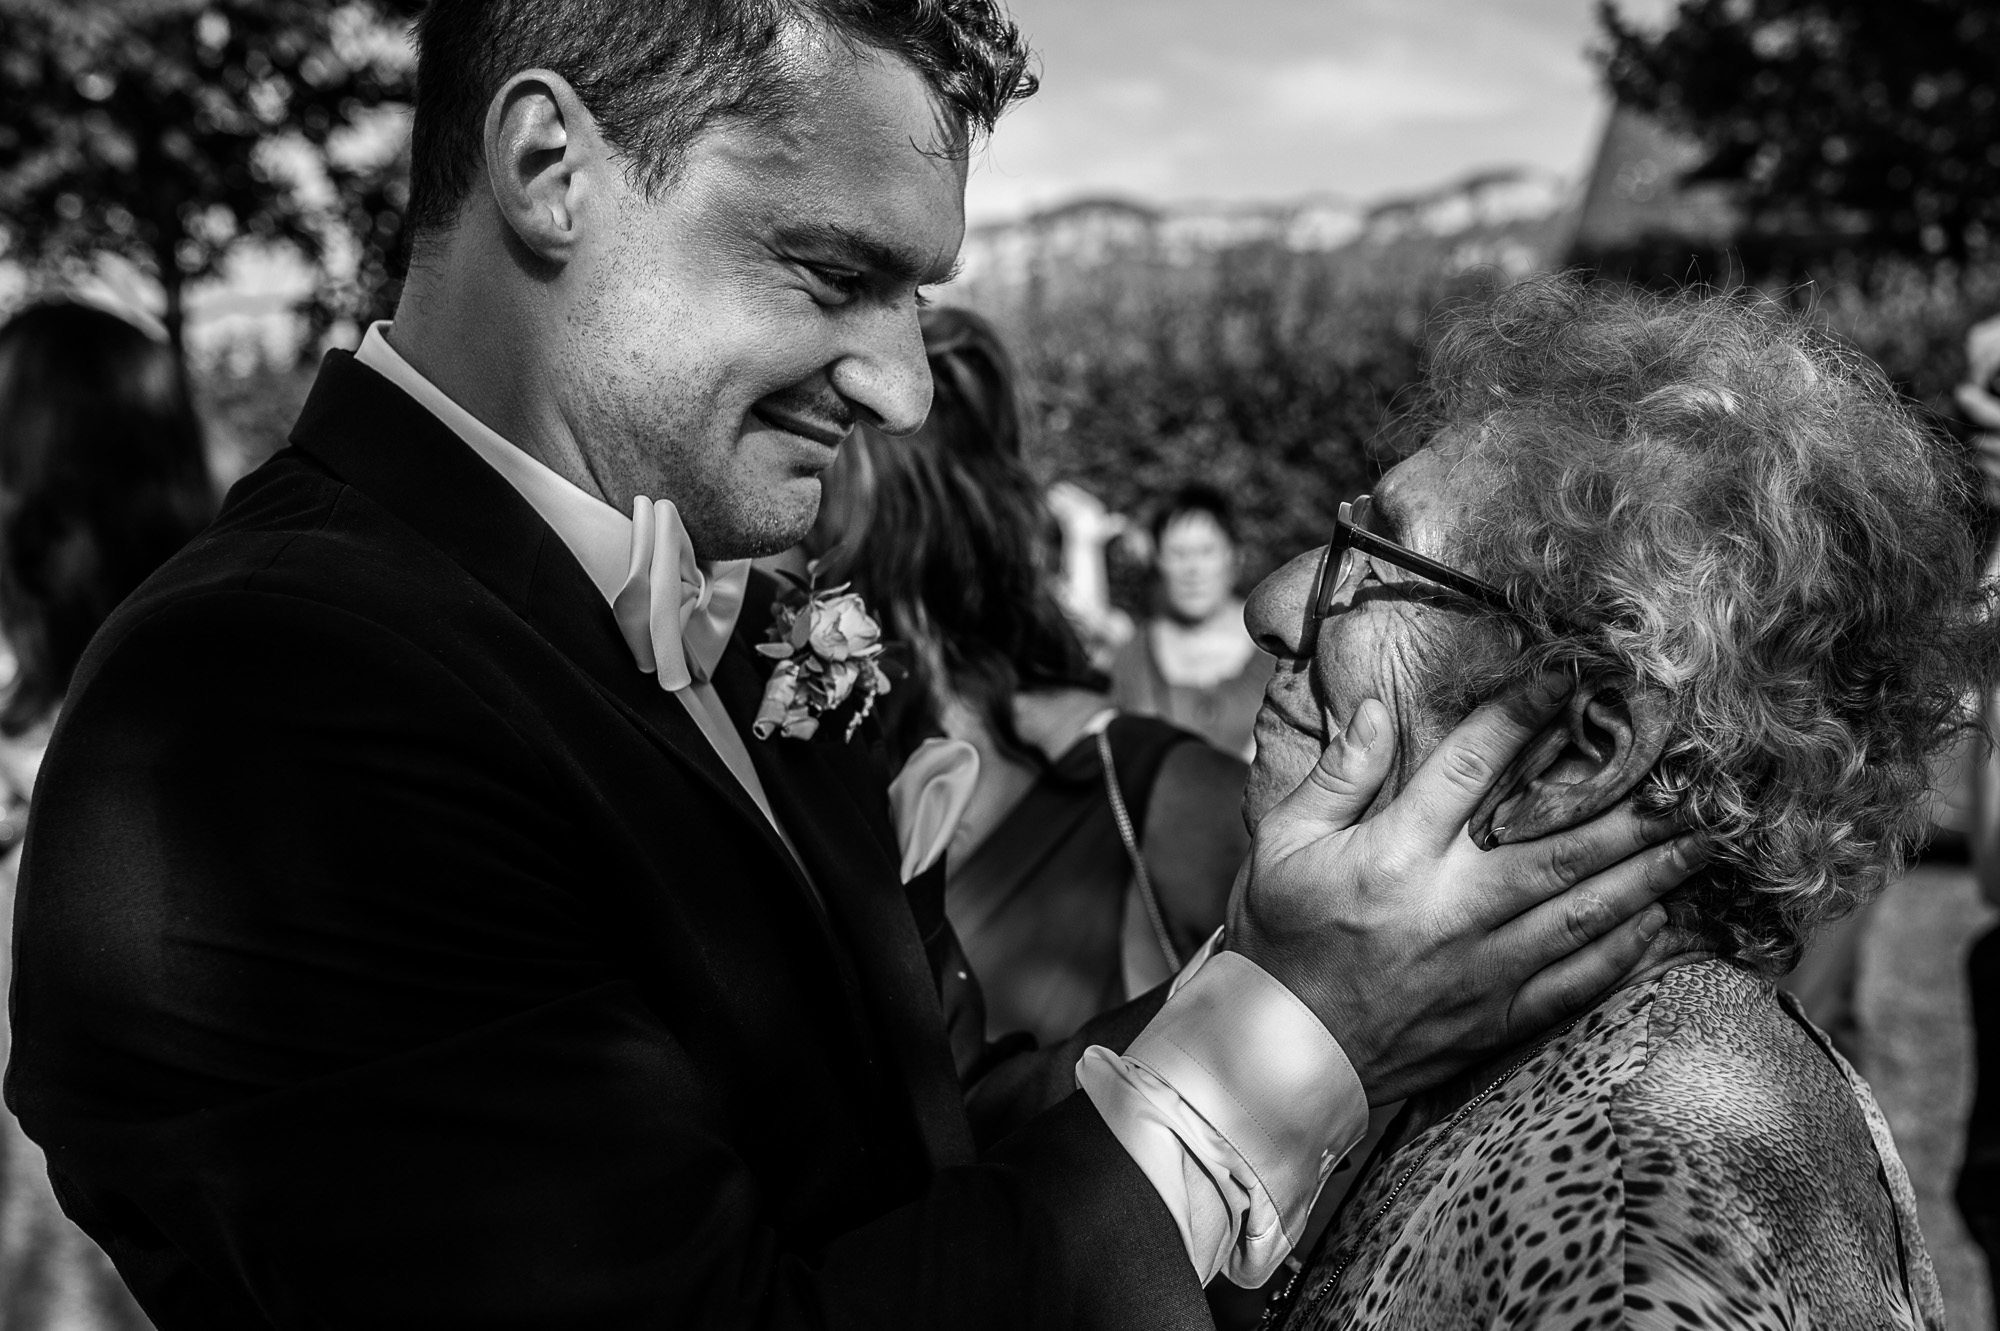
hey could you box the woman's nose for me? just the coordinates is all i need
[1245,546,1325,660]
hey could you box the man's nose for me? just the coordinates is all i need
[828,304,932,437]
[1245,546,1326,661]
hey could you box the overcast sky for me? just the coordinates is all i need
[962,0,1675,223]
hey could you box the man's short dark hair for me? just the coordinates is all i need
[406,0,1037,238]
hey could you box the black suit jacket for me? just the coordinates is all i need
[5,352,1208,1329]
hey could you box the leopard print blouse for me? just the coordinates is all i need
[1279,959,1942,1331]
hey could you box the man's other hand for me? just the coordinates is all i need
[1225,679,1704,1105]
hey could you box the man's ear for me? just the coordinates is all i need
[482,70,598,265]
[1467,673,1670,849]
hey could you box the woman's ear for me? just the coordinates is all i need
[1468,673,1670,849]
[482,70,597,266]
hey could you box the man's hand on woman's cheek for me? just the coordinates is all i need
[1224,677,1708,1105]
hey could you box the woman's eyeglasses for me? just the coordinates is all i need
[1306,495,1541,649]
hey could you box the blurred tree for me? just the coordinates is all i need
[0,0,421,357]
[1598,0,2000,267]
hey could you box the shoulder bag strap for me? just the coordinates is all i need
[1098,726,1181,974]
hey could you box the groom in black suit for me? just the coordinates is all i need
[6,3,1695,1328]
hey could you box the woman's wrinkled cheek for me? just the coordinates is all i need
[1319,608,1488,813]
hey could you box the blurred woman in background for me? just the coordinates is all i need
[1109,485,1274,760]
[812,307,1247,1050]
[0,301,214,1331]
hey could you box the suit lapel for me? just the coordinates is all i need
[290,351,973,1170]
[520,572,835,920]
[286,352,825,927]
[710,639,977,1170]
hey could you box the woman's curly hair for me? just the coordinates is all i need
[1419,273,1998,974]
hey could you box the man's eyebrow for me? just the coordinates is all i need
[772,222,961,287]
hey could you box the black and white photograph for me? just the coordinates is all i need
[0,0,1996,1327]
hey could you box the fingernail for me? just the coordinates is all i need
[1638,904,1667,941]
[1674,833,1713,870]
[1527,671,1569,709]
[1347,702,1382,753]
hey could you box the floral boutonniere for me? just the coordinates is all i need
[753,565,892,742]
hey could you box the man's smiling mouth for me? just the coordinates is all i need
[752,405,851,449]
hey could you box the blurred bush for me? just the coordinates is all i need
[959,240,2000,613]
[964,243,1502,600]
[1811,257,2000,433]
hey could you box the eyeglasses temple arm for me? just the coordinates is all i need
[1343,526,1517,616]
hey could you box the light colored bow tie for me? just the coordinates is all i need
[610,497,751,691]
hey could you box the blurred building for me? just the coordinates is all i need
[955,167,1578,300]
[1566,105,1744,283]
[1571,107,1741,258]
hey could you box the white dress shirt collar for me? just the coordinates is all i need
[354,323,633,605]
[351,322,794,855]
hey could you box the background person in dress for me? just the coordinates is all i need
[0,301,214,1331]
[814,307,1247,1052]
[1110,484,1274,760]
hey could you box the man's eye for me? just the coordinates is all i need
[802,264,867,303]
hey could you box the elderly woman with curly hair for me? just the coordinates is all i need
[1254,274,1989,1330]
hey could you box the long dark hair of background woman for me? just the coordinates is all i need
[0,302,214,735]
[813,306,1100,767]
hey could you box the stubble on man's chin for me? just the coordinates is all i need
[675,471,823,562]
[595,423,823,560]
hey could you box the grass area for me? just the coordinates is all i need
[1862,864,1997,1329]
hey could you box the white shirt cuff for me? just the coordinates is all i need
[1076,938,1368,1287]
